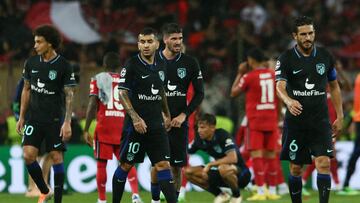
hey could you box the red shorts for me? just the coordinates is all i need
[246,129,279,151]
[94,140,120,160]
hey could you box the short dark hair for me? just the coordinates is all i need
[162,23,182,36]
[139,27,158,39]
[247,47,268,62]
[292,16,314,33]
[198,113,216,126]
[103,52,120,71]
[33,25,62,49]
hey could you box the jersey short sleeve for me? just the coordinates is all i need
[238,73,250,91]
[89,78,98,96]
[218,129,236,154]
[327,53,337,81]
[275,54,288,82]
[118,60,133,91]
[23,59,30,81]
[63,62,77,86]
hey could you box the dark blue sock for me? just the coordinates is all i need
[157,169,177,203]
[288,175,302,203]
[317,173,331,203]
[53,163,64,203]
[151,182,160,201]
[26,161,49,194]
[112,166,128,203]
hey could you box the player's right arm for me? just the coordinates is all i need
[119,89,147,134]
[230,62,250,97]
[83,95,97,147]
[16,79,30,134]
[276,80,302,116]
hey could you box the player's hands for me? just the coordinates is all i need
[332,117,343,137]
[237,62,251,75]
[203,163,213,174]
[16,118,25,135]
[83,131,93,147]
[60,121,72,142]
[163,113,171,132]
[133,116,147,134]
[285,99,302,116]
[171,113,186,128]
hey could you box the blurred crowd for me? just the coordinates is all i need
[1,0,360,144]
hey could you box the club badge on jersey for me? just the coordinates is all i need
[316,63,325,75]
[48,70,57,80]
[177,68,186,79]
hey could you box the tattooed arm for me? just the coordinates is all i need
[16,80,30,134]
[61,86,75,141]
[119,89,147,134]
[160,87,171,131]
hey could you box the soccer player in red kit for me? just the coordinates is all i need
[231,47,281,201]
[83,52,142,203]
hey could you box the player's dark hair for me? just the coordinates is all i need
[33,25,62,49]
[247,47,268,62]
[139,27,158,39]
[292,16,314,33]
[198,113,216,126]
[103,52,121,71]
[162,23,182,36]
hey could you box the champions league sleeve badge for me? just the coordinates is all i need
[159,71,165,81]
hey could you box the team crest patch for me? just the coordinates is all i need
[316,63,325,75]
[289,151,296,160]
[48,70,57,80]
[177,68,186,79]
[127,153,134,161]
[159,71,165,81]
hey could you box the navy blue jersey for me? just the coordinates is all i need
[157,51,204,118]
[118,54,167,130]
[275,46,336,126]
[23,55,76,123]
[188,128,246,169]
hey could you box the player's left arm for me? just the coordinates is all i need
[83,96,97,147]
[329,79,344,136]
[61,86,75,141]
[160,87,171,131]
[230,62,250,97]
[204,150,237,173]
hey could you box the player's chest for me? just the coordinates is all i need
[288,59,329,80]
[29,63,62,85]
[133,66,165,88]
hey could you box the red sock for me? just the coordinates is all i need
[181,168,187,187]
[267,158,278,187]
[302,161,315,182]
[252,157,265,187]
[128,166,139,194]
[96,160,107,200]
[330,158,339,184]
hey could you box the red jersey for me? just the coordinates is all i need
[89,72,125,144]
[238,68,278,131]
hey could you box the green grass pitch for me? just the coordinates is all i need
[0,190,359,202]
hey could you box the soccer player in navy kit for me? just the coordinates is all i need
[276,16,343,203]
[112,27,177,203]
[150,23,204,203]
[16,25,76,203]
[185,113,250,203]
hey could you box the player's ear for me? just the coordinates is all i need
[155,40,159,49]
[292,32,297,40]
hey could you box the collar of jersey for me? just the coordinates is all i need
[293,45,317,58]
[159,50,182,62]
[137,54,157,67]
[40,54,60,64]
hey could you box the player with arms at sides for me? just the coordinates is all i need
[83,52,143,203]
[150,23,204,203]
[275,16,343,203]
[112,27,177,203]
[230,47,281,201]
[185,113,251,203]
[16,25,76,203]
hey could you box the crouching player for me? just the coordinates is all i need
[185,113,251,203]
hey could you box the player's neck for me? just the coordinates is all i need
[162,48,178,60]
[140,53,155,64]
[42,50,57,62]
[296,45,313,57]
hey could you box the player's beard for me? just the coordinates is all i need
[299,40,314,52]
[170,44,181,54]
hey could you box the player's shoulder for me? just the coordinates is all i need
[315,46,333,58]
[278,48,295,60]
[125,54,140,66]
[25,55,41,66]
[215,128,230,139]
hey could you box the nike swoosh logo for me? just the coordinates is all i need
[141,75,150,79]
[293,69,302,74]
[174,160,183,163]
[165,156,170,159]
[32,70,39,73]
[117,179,126,183]
[327,149,333,153]
[291,191,301,195]
[54,143,62,148]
